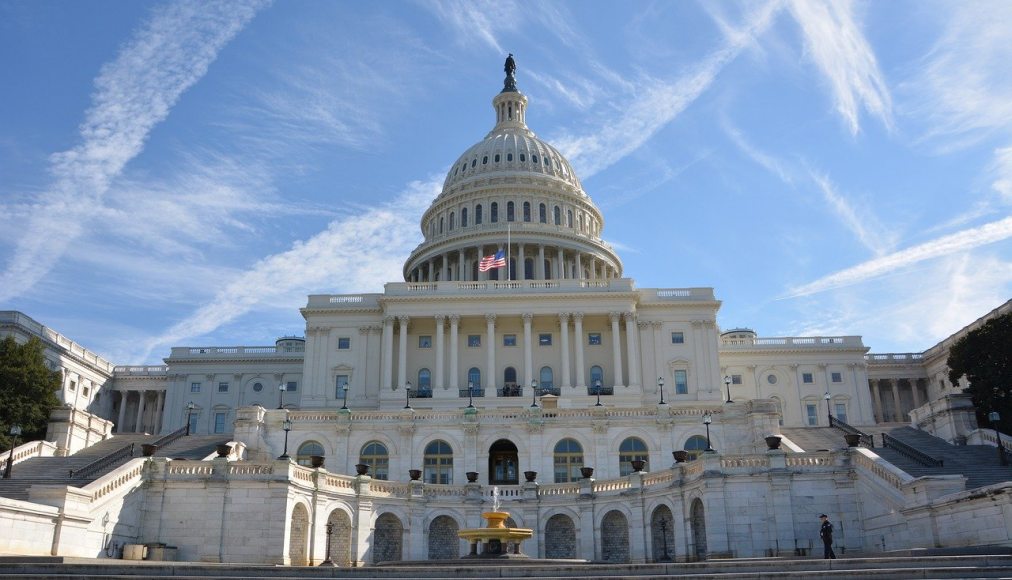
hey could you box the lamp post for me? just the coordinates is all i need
[3,425,22,479]
[404,381,413,409]
[185,401,195,435]
[467,381,475,409]
[530,379,539,408]
[340,383,349,410]
[723,375,733,404]
[658,516,672,562]
[278,383,286,409]
[278,418,292,460]
[593,379,603,407]
[825,391,832,426]
[702,412,714,452]
[989,411,1007,466]
[319,521,336,567]
[657,376,666,405]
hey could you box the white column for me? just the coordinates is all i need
[382,316,394,390]
[575,252,583,279]
[537,245,545,279]
[440,254,448,282]
[397,316,410,390]
[610,312,624,388]
[518,244,526,281]
[890,380,902,421]
[556,248,565,279]
[458,250,465,281]
[910,379,922,408]
[428,258,435,282]
[449,315,460,390]
[135,390,146,433]
[486,313,496,393]
[523,313,534,388]
[155,391,165,434]
[476,245,484,281]
[559,313,571,388]
[573,313,586,388]
[117,391,128,433]
[870,380,883,423]
[589,256,597,280]
[435,315,445,390]
[624,312,640,388]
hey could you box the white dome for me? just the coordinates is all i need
[442,129,583,193]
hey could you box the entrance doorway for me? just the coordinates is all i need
[488,439,519,485]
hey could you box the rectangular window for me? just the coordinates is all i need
[588,333,602,345]
[214,412,226,434]
[731,374,742,385]
[802,373,814,384]
[337,337,351,350]
[286,381,298,392]
[674,370,688,394]
[468,335,481,347]
[335,375,349,398]
[188,412,199,435]
[806,404,818,426]
[831,372,843,383]
[418,335,432,348]
[218,382,229,393]
[834,403,848,424]
[68,380,76,392]
[671,332,684,344]
[503,334,517,347]
[539,333,552,346]
[82,386,90,397]
[190,382,201,393]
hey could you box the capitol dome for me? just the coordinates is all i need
[404,56,621,284]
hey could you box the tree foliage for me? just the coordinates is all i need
[948,311,1012,432]
[0,335,62,449]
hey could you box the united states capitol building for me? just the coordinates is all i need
[2,58,1011,566]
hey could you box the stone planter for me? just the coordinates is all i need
[672,450,689,463]
[141,444,158,457]
[409,469,422,481]
[466,471,479,483]
[355,463,370,476]
[844,433,862,447]
[215,444,232,458]
[524,470,538,483]
[310,455,325,468]
[765,435,782,450]
[580,467,594,479]
[631,459,646,472]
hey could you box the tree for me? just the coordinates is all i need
[948,311,1012,433]
[0,335,62,449]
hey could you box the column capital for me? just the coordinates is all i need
[448,314,460,324]
[434,314,446,324]
[383,315,396,324]
[559,312,570,323]
[623,311,636,321]
[522,313,534,322]
[397,315,411,324]
[651,321,662,328]
[572,312,584,321]
[358,326,371,334]
[609,312,621,322]
[485,313,497,323]
[637,320,650,329]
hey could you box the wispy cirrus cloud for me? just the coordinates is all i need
[808,171,895,255]
[787,0,893,135]
[0,0,269,302]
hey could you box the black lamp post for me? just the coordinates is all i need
[723,375,733,404]
[404,381,413,409]
[594,379,603,407]
[530,379,539,408]
[702,412,714,452]
[657,376,666,405]
[278,383,286,409]
[658,516,672,562]
[3,425,22,479]
[824,391,832,426]
[340,383,349,410]
[185,401,195,435]
[467,381,475,409]
[989,411,1007,466]
[319,522,336,567]
[278,418,292,460]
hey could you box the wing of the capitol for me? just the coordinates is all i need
[2,57,1011,567]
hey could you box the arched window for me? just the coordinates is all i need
[503,367,517,387]
[619,437,648,476]
[590,365,604,388]
[684,436,709,461]
[423,440,453,484]
[449,212,455,230]
[540,366,554,389]
[567,209,573,227]
[523,202,531,222]
[360,441,389,480]
[490,202,498,223]
[553,438,584,483]
[439,216,444,234]
[524,258,534,279]
[461,208,468,227]
[417,369,431,393]
[296,441,325,467]
[475,204,483,225]
[507,201,515,222]
[553,206,561,225]
[429,222,435,237]
[539,203,547,223]
[468,367,481,388]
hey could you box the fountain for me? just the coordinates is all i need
[457,486,534,558]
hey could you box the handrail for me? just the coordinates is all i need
[69,443,135,479]
[881,433,943,467]
[152,426,187,448]
[829,416,874,447]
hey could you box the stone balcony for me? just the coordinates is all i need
[167,344,305,360]
[720,335,865,351]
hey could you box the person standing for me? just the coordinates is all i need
[819,514,837,559]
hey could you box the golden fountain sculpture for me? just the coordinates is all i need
[458,486,533,558]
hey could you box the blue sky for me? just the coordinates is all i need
[1,1,1010,365]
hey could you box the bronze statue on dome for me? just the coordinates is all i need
[505,53,516,77]
[502,53,517,92]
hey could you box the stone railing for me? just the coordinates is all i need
[0,440,58,472]
[785,453,833,468]
[169,344,305,357]
[592,479,630,493]
[852,449,911,491]
[83,459,145,502]
[113,365,168,375]
[537,482,580,496]
[69,443,134,480]
[383,278,636,297]
[0,311,117,372]
[721,336,864,350]
[865,353,924,363]
[720,455,770,470]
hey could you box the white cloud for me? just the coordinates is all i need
[784,216,1012,298]
[809,171,894,255]
[0,0,268,302]
[787,0,893,135]
[993,146,1012,203]
[722,121,794,185]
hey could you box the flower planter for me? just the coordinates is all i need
[310,455,325,468]
[215,444,231,458]
[672,450,689,463]
[466,471,479,483]
[523,470,538,483]
[765,435,782,450]
[580,467,594,479]
[844,433,862,447]
[355,463,370,476]
[409,469,422,481]
[141,444,158,457]
[631,459,646,472]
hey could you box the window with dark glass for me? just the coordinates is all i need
[419,335,431,348]
[490,202,498,223]
[831,372,843,383]
[503,334,517,347]
[468,335,480,347]
[523,202,531,222]
[296,441,324,467]
[671,332,684,344]
[619,437,648,476]
[539,203,547,223]
[475,204,483,224]
[360,442,389,480]
[802,372,814,384]
[468,367,481,387]
[539,333,552,346]
[553,438,583,483]
[674,370,687,394]
[684,436,708,460]
[214,412,227,434]
[338,337,351,350]
[588,333,602,345]
[424,440,453,484]
[553,206,561,225]
[507,201,515,221]
[461,207,468,227]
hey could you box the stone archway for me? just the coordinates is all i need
[374,513,403,564]
[600,510,629,563]
[326,509,353,567]
[650,505,675,562]
[690,498,707,561]
[545,514,576,559]
[289,504,310,566]
[488,439,519,485]
[427,515,460,559]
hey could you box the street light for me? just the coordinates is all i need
[340,383,349,410]
[404,381,413,409]
[825,391,832,426]
[319,521,337,567]
[467,381,475,409]
[657,376,666,405]
[723,375,733,404]
[278,417,293,460]
[278,383,286,409]
[657,516,672,562]
[593,379,604,407]
[702,412,714,452]
[530,379,539,408]
[3,425,22,479]
[185,401,195,435]
[989,411,1007,466]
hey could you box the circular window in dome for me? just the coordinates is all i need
[766,374,778,385]
[253,382,264,392]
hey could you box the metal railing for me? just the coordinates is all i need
[458,388,486,398]
[881,434,943,467]
[69,443,135,480]
[588,386,614,396]
[829,416,874,447]
[152,426,187,448]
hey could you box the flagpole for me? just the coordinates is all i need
[507,225,511,281]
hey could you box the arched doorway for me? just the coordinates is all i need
[428,515,460,559]
[600,510,629,563]
[650,505,675,562]
[545,514,576,559]
[488,439,519,485]
[374,513,403,564]
[288,504,309,566]
[690,498,707,561]
[326,509,353,567]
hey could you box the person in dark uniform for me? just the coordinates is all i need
[819,514,836,559]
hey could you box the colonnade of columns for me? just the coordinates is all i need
[380,311,642,393]
[114,389,166,434]
[407,244,619,283]
[868,378,926,423]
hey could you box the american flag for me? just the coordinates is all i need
[479,250,506,272]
